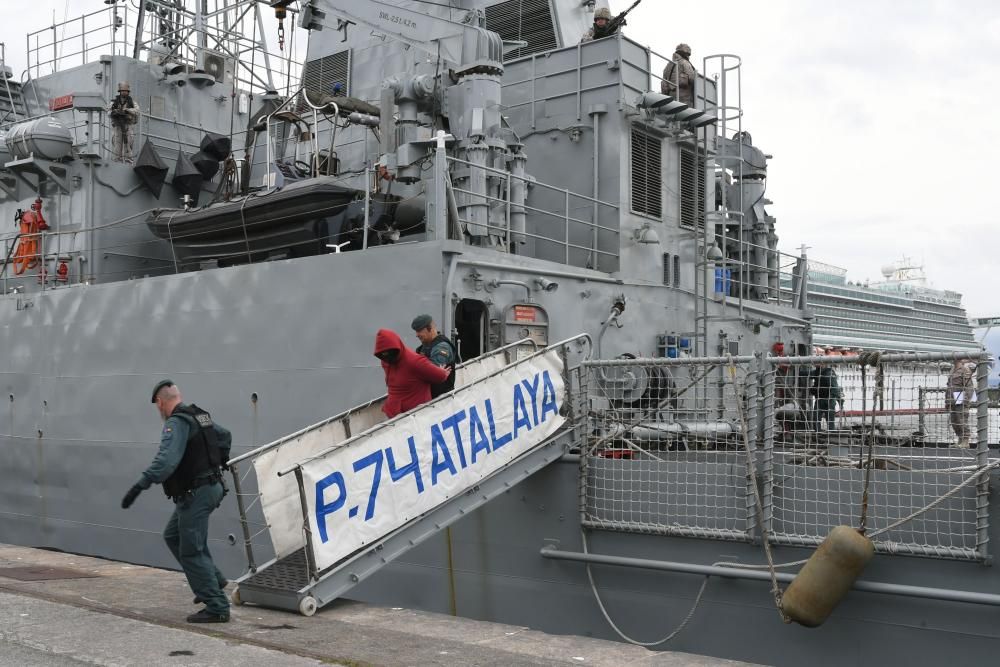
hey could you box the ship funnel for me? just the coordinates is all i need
[133,139,168,198]
[172,152,204,201]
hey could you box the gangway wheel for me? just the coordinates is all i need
[231,587,244,606]
[298,595,318,617]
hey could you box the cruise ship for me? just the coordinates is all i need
[805,257,980,353]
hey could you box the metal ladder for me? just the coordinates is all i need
[228,334,590,616]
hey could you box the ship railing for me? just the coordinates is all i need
[579,351,994,563]
[224,337,546,574]
[760,351,993,562]
[443,155,621,271]
[0,228,87,293]
[26,4,136,80]
[24,2,302,96]
[580,355,762,543]
[705,234,802,308]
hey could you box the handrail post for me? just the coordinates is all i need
[228,461,258,574]
[293,466,319,582]
[362,165,370,250]
[564,190,570,264]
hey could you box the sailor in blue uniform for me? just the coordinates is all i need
[121,380,232,623]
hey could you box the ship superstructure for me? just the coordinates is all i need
[0,3,996,666]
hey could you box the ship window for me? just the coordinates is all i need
[630,127,662,218]
[485,0,558,60]
[663,253,671,285]
[679,147,706,229]
[302,49,351,98]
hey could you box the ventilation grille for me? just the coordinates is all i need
[301,50,351,97]
[485,0,558,60]
[630,127,662,218]
[680,147,706,229]
[663,253,671,285]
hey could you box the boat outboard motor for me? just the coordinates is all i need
[172,152,204,202]
[191,150,220,180]
[133,139,169,198]
[200,132,231,161]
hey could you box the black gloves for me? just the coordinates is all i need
[121,483,143,509]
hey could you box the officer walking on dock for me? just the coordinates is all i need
[412,314,459,398]
[121,380,232,623]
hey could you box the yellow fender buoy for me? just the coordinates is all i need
[781,525,875,627]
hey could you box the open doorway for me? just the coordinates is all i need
[454,299,489,362]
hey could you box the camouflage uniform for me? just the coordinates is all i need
[109,82,140,163]
[581,7,616,43]
[945,359,977,446]
[660,44,696,106]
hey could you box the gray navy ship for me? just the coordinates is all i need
[0,2,997,666]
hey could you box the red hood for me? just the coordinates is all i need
[374,329,404,357]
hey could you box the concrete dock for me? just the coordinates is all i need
[0,544,760,667]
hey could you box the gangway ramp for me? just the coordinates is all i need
[227,335,590,615]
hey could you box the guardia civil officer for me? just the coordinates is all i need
[121,380,232,623]
[412,313,459,398]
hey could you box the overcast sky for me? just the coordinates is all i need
[3,1,997,316]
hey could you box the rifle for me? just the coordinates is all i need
[603,0,644,37]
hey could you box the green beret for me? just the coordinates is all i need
[151,379,174,403]
[411,314,433,331]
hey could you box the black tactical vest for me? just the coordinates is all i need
[162,404,221,498]
[422,334,459,398]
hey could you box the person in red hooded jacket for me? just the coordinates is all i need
[374,328,451,418]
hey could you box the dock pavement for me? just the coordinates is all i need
[0,544,760,666]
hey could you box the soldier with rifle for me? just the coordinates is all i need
[581,0,644,43]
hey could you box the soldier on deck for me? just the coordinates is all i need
[946,358,977,448]
[581,7,617,43]
[660,43,696,106]
[109,81,140,163]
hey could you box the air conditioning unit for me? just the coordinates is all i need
[200,50,229,84]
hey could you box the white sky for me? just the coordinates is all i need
[4,1,997,316]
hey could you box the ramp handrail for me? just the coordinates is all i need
[280,333,592,476]
[227,336,546,574]
[228,337,539,467]
[281,333,591,584]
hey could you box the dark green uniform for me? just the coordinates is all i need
[416,335,458,398]
[136,405,232,617]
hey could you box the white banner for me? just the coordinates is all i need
[301,349,566,571]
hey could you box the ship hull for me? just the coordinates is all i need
[2,244,997,667]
